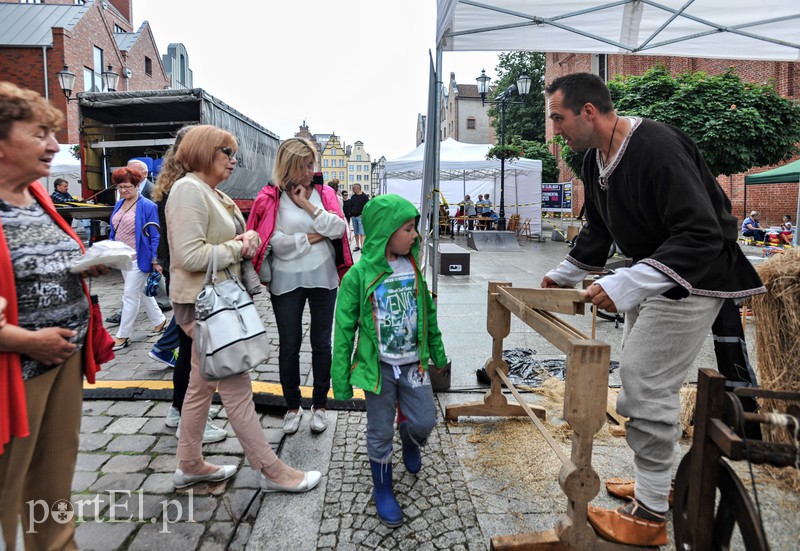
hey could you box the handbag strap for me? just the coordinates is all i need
[204,245,219,286]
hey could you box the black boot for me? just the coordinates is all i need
[369,460,403,527]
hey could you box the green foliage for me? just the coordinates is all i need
[607,66,800,176]
[486,143,525,161]
[517,140,561,183]
[488,52,547,143]
[70,144,81,160]
[551,135,585,177]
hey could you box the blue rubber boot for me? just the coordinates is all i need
[398,422,422,474]
[369,460,403,527]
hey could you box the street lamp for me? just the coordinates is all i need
[476,70,531,231]
[102,65,119,92]
[56,65,77,102]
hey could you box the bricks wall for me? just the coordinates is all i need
[0,1,168,144]
[545,53,800,225]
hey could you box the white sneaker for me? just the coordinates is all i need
[310,406,328,433]
[165,406,181,428]
[176,419,229,444]
[283,407,303,434]
[166,405,222,428]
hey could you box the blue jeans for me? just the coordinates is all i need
[364,362,437,463]
[270,287,337,410]
[742,229,765,241]
[152,316,179,352]
[351,216,364,236]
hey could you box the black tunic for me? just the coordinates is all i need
[568,118,764,300]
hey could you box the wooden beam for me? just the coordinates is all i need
[498,287,588,315]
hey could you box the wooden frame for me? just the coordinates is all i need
[446,283,639,550]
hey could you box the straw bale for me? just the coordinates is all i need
[751,249,800,488]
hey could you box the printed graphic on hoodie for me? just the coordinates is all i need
[372,257,419,364]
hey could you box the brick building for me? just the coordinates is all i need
[0,0,170,144]
[545,53,800,226]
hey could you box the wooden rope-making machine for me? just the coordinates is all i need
[445,282,800,550]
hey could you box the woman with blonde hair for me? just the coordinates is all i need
[167,126,320,491]
[247,137,351,435]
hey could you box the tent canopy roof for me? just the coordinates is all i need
[437,0,800,61]
[744,158,800,185]
[385,137,541,181]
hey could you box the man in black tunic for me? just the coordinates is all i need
[542,73,764,547]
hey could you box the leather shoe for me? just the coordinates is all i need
[112,337,130,351]
[588,499,667,547]
[173,465,237,489]
[606,477,674,507]
[260,470,321,493]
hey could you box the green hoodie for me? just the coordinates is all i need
[332,194,447,399]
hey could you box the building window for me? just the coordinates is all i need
[324,172,329,180]
[349,174,354,182]
[145,57,152,76]
[21,0,43,4]
[323,159,328,167]
[357,155,362,161]
[467,117,476,129]
[331,148,336,155]
[84,47,105,92]
[74,0,87,4]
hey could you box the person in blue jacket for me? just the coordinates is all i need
[108,166,166,350]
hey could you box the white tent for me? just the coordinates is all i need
[383,138,542,235]
[437,1,800,61]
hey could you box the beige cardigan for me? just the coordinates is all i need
[166,172,245,304]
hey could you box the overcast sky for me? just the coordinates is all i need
[134,0,502,161]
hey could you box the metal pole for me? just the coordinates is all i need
[498,99,507,231]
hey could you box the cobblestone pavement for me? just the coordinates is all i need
[316,411,484,551]
[13,236,797,550]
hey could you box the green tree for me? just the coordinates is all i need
[606,66,800,176]
[488,52,547,143]
[515,139,560,183]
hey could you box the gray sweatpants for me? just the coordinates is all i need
[364,362,438,463]
[617,294,723,474]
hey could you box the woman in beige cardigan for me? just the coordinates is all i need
[166,125,321,492]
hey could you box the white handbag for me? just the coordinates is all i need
[194,246,269,380]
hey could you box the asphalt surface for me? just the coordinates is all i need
[11,224,799,551]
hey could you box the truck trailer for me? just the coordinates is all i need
[77,88,280,215]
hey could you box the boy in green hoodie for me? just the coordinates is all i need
[332,194,447,528]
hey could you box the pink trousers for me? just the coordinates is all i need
[176,320,278,470]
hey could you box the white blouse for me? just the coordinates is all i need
[269,188,347,295]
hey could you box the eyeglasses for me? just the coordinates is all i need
[219,147,237,159]
[118,185,136,191]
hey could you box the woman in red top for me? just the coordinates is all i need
[0,81,109,551]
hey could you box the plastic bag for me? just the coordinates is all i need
[70,240,135,273]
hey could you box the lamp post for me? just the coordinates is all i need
[57,64,119,101]
[476,69,531,231]
[56,65,76,102]
[101,65,120,92]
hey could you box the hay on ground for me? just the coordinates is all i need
[751,249,800,489]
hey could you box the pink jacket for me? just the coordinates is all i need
[246,183,353,281]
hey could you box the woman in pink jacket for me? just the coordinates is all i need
[247,138,352,435]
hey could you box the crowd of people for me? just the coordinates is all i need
[0,72,783,548]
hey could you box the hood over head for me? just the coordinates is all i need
[361,194,421,267]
